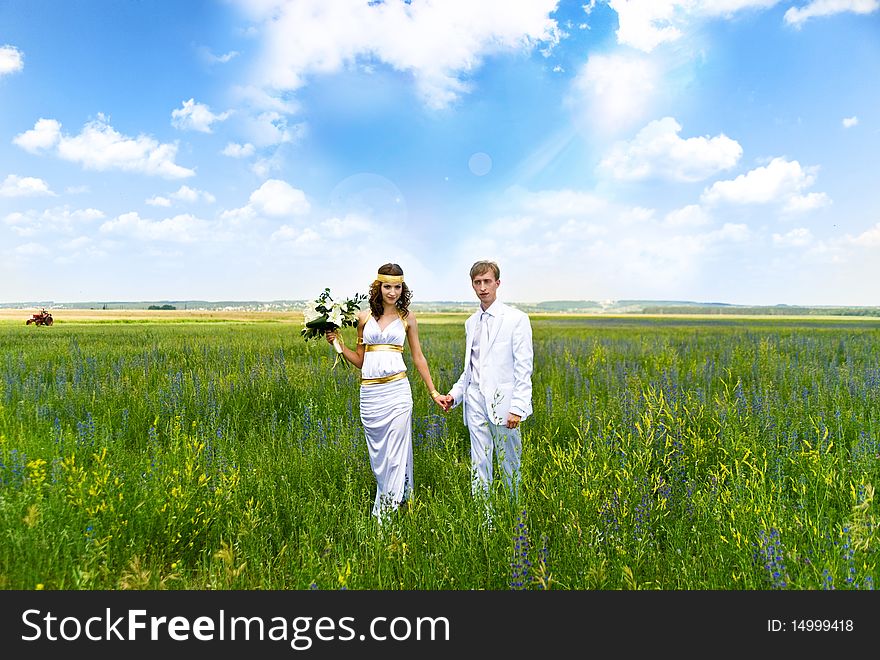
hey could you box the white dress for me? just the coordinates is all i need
[360,315,413,518]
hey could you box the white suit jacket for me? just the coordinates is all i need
[449,301,534,426]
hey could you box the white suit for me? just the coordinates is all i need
[449,300,533,495]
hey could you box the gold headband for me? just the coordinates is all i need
[376,273,404,284]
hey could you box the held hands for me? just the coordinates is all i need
[431,391,453,412]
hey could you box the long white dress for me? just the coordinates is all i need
[360,315,413,518]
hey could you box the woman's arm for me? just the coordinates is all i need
[326,310,366,369]
[406,312,444,406]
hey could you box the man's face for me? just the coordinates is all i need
[471,270,500,309]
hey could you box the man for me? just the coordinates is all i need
[441,260,534,499]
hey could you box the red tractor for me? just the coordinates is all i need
[26,308,54,326]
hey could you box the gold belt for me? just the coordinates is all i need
[361,371,407,386]
[365,344,404,353]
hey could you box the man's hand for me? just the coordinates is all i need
[436,393,453,412]
[506,413,521,429]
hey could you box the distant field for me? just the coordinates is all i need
[5,307,880,325]
[1,308,301,323]
[2,308,470,325]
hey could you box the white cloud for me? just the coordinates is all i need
[171,185,216,204]
[247,179,310,217]
[62,236,94,251]
[13,115,195,179]
[218,204,256,225]
[222,142,256,158]
[99,211,213,243]
[171,98,232,133]
[842,116,859,128]
[198,47,240,65]
[321,214,374,238]
[13,118,62,152]
[664,204,711,227]
[606,0,683,52]
[220,179,311,224]
[269,213,373,248]
[3,206,105,236]
[251,158,273,179]
[605,1,782,52]
[845,222,880,247]
[569,52,659,136]
[53,236,108,264]
[599,117,742,182]
[619,206,656,225]
[517,187,607,217]
[703,0,784,11]
[214,51,240,63]
[783,191,832,213]
[0,45,24,75]
[235,0,561,109]
[489,215,537,237]
[701,157,830,211]
[14,242,50,256]
[465,182,766,301]
[231,84,301,114]
[0,174,55,197]
[270,225,321,246]
[705,222,750,243]
[785,0,879,28]
[147,186,214,208]
[773,227,814,247]
[244,111,306,147]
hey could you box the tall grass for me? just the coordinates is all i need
[1,316,878,590]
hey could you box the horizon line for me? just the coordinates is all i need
[3,299,880,309]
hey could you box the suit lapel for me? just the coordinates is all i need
[465,310,480,369]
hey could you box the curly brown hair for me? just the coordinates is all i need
[369,263,412,319]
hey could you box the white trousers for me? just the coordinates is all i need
[465,383,522,498]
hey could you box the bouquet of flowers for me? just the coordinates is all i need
[301,288,367,361]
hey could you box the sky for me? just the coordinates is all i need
[1,0,879,306]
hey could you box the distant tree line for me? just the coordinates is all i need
[147,304,177,311]
[641,306,880,317]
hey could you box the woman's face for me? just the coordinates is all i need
[381,282,402,305]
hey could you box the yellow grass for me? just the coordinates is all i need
[2,307,876,325]
[0,308,301,323]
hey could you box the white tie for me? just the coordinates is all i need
[471,311,489,385]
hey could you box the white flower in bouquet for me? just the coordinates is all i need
[300,288,367,366]
[302,305,324,325]
[327,304,344,328]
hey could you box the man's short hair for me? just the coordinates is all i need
[469,260,500,281]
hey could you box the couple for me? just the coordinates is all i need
[326,260,534,520]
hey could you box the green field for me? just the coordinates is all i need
[1,315,878,590]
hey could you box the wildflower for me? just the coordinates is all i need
[754,528,788,589]
[510,510,532,590]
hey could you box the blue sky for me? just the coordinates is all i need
[1,0,879,305]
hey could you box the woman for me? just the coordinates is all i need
[326,263,446,519]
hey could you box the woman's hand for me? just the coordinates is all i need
[432,392,452,412]
[325,330,337,345]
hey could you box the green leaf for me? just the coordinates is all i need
[304,314,330,329]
